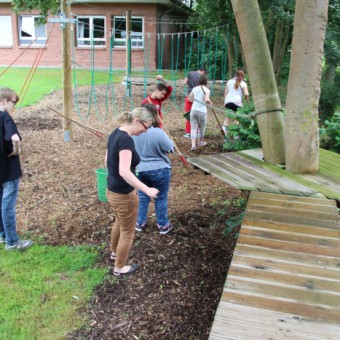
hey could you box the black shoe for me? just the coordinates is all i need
[159,223,173,235]
[113,263,139,276]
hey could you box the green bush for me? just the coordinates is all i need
[223,104,262,151]
[319,77,340,124]
[319,113,340,153]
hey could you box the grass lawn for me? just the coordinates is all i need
[0,67,126,107]
[0,245,107,339]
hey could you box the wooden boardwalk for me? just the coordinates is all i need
[209,191,340,340]
[187,148,340,202]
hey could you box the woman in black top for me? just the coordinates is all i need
[105,107,159,276]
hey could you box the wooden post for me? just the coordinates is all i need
[61,0,72,141]
[126,10,132,97]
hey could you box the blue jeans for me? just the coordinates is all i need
[137,168,171,228]
[0,179,20,245]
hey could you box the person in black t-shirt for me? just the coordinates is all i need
[0,87,33,251]
[105,107,159,276]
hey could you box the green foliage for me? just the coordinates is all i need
[319,74,340,124]
[12,0,60,22]
[224,212,245,239]
[0,245,107,339]
[223,104,262,151]
[320,113,340,153]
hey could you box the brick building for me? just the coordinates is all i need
[0,0,191,69]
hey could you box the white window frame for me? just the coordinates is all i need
[19,15,47,46]
[76,16,106,47]
[113,16,144,49]
[0,16,13,47]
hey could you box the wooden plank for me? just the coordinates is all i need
[245,203,339,221]
[248,191,332,205]
[242,220,340,238]
[211,302,340,340]
[227,267,340,293]
[248,191,336,208]
[237,235,340,257]
[187,157,257,190]
[215,154,294,194]
[242,210,339,229]
[202,155,283,193]
[231,255,340,280]
[241,227,340,248]
[221,290,340,323]
[220,153,318,196]
[242,219,340,238]
[225,278,340,306]
[238,151,340,201]
[235,244,340,269]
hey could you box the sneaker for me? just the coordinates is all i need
[5,239,33,251]
[191,146,196,151]
[198,141,207,147]
[183,133,191,138]
[135,223,146,232]
[159,223,173,235]
[0,237,6,244]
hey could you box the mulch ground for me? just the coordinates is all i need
[14,84,243,339]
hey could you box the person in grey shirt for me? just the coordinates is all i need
[132,122,174,235]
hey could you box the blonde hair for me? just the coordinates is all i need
[0,87,19,102]
[117,107,154,125]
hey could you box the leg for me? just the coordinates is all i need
[198,112,207,145]
[152,168,171,228]
[184,96,192,134]
[190,110,199,150]
[0,179,20,245]
[136,172,151,226]
[107,190,138,269]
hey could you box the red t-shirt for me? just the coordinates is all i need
[142,86,173,128]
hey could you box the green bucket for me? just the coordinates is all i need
[95,168,108,203]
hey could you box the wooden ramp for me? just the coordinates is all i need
[187,148,340,203]
[209,191,340,340]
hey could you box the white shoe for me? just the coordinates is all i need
[5,239,33,251]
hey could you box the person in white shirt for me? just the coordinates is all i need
[188,74,212,151]
[223,69,250,136]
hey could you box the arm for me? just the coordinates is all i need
[119,150,159,198]
[205,89,212,105]
[188,90,194,102]
[242,83,250,104]
[183,77,188,85]
[156,75,173,101]
[224,84,229,98]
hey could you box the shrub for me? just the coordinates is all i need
[319,113,340,153]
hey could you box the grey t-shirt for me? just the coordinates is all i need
[132,127,174,172]
[186,71,202,95]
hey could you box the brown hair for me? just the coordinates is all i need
[234,69,245,90]
[0,87,19,102]
[198,74,208,86]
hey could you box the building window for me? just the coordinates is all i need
[0,16,13,47]
[77,16,105,46]
[113,16,143,48]
[19,16,46,46]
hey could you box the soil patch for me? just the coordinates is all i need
[15,85,243,339]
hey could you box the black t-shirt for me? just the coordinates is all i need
[0,111,22,184]
[107,128,140,194]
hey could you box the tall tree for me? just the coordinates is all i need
[12,0,59,21]
[231,0,285,165]
[285,0,329,173]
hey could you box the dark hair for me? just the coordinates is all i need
[141,103,160,127]
[198,66,206,73]
[198,74,208,86]
[156,83,168,92]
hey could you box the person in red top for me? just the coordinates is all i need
[142,75,172,129]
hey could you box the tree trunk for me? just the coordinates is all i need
[227,34,235,79]
[231,0,285,165]
[285,0,328,174]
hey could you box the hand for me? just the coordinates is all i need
[147,187,159,198]
[156,75,163,81]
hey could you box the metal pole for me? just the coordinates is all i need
[126,10,132,97]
